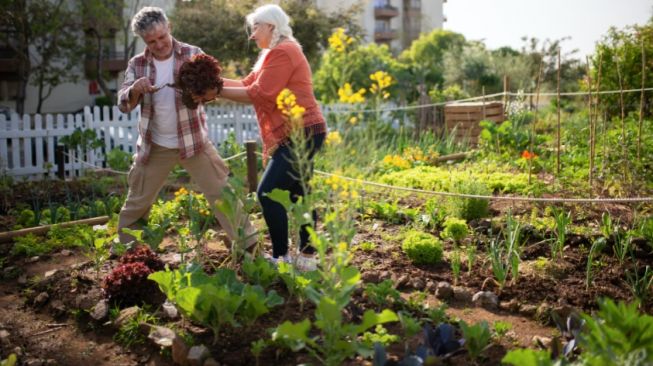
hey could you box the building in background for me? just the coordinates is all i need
[0,0,442,115]
[316,0,445,51]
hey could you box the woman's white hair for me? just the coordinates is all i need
[247,4,298,71]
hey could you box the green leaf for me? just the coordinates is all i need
[272,319,312,351]
[315,296,342,328]
[353,309,399,335]
[266,189,293,210]
[501,349,553,366]
[148,270,175,299]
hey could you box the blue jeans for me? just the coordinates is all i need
[257,133,325,257]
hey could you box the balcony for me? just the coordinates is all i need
[375,5,399,18]
[374,28,398,42]
[85,51,127,77]
[0,47,20,80]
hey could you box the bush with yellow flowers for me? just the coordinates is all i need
[276,88,306,130]
[321,173,360,200]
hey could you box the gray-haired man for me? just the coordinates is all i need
[117,7,256,250]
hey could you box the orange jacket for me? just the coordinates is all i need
[243,40,326,157]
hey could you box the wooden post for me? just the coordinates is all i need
[638,39,646,159]
[615,57,627,180]
[593,51,603,181]
[556,48,561,176]
[503,75,510,107]
[0,216,109,243]
[245,141,258,193]
[55,145,65,180]
[481,86,486,120]
[586,56,594,190]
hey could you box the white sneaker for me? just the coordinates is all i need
[264,253,292,267]
[295,255,318,272]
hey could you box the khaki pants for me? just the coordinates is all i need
[118,143,256,248]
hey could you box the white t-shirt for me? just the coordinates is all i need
[151,55,178,149]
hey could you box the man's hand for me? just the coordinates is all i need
[131,77,156,98]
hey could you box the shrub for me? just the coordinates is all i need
[106,148,133,172]
[102,262,160,306]
[11,234,48,257]
[446,179,490,221]
[118,245,164,271]
[401,230,443,265]
[440,217,469,243]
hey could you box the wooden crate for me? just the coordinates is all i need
[444,101,505,144]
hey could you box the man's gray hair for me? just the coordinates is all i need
[131,6,168,36]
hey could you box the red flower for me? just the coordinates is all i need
[521,150,537,160]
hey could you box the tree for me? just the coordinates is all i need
[171,0,362,71]
[0,0,82,114]
[591,20,653,119]
[398,29,466,101]
[81,0,123,105]
[29,1,83,113]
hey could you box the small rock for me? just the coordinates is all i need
[532,335,552,349]
[162,300,179,320]
[472,291,499,310]
[90,300,109,321]
[17,275,27,285]
[203,358,220,366]
[411,278,425,289]
[34,292,49,306]
[49,300,67,317]
[13,346,22,356]
[27,256,40,263]
[452,286,473,302]
[60,249,73,256]
[75,289,102,310]
[160,253,182,267]
[361,271,380,283]
[435,282,454,300]
[519,304,538,317]
[172,335,189,366]
[379,270,390,280]
[396,275,409,288]
[0,329,10,345]
[425,280,436,291]
[186,345,210,366]
[44,269,58,279]
[148,326,176,347]
[499,299,521,312]
[114,306,140,328]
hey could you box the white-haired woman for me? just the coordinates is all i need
[191,4,326,270]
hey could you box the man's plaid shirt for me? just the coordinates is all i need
[117,38,207,164]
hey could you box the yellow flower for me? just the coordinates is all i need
[348,116,358,125]
[326,131,342,146]
[382,154,411,169]
[337,83,366,104]
[369,70,393,97]
[276,88,306,129]
[328,28,353,53]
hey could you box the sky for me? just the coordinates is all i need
[444,0,653,58]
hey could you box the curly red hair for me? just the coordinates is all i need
[176,54,224,109]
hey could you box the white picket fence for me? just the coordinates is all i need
[0,103,381,179]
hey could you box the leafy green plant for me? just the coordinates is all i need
[459,320,491,361]
[242,256,279,289]
[550,208,571,260]
[492,320,513,339]
[364,279,401,310]
[502,349,554,366]
[149,264,283,344]
[466,243,477,273]
[277,261,317,312]
[357,241,377,252]
[586,237,606,290]
[81,230,114,279]
[488,237,509,290]
[114,307,158,348]
[398,311,421,352]
[401,230,443,265]
[451,248,462,284]
[579,299,653,365]
[445,179,490,221]
[251,339,267,366]
[421,197,447,229]
[365,200,417,224]
[504,211,523,284]
[11,234,49,257]
[625,264,653,303]
[361,324,399,348]
[440,217,469,245]
[106,148,132,172]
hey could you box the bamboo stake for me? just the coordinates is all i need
[638,39,646,159]
[615,57,628,181]
[593,52,603,179]
[0,216,110,243]
[556,48,562,176]
[530,57,544,185]
[601,109,608,176]
[586,56,594,191]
